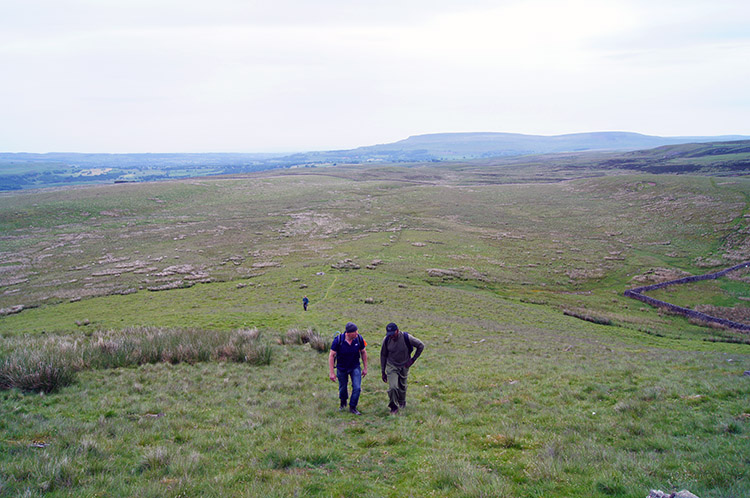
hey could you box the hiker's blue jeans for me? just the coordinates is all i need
[337,366,362,408]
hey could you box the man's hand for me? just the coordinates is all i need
[329,372,336,382]
[407,358,415,368]
[362,367,368,377]
[382,372,387,383]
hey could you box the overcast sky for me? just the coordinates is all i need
[1,0,749,153]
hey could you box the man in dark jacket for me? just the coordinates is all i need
[380,322,424,415]
[329,322,368,415]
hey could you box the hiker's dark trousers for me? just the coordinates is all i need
[337,366,362,409]
[385,364,409,410]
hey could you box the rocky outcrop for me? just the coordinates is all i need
[0,305,24,316]
[331,259,360,270]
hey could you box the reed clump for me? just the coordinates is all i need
[0,326,273,393]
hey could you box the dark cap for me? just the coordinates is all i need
[345,322,358,333]
[385,322,398,337]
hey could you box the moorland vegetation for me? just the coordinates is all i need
[1,155,749,497]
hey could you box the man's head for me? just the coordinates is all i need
[385,322,399,338]
[345,321,358,336]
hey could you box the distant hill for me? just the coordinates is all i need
[281,132,750,164]
[2,132,749,190]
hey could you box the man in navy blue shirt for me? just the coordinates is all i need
[328,322,368,415]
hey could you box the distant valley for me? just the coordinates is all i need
[1,131,749,190]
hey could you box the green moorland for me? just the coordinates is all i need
[1,163,749,497]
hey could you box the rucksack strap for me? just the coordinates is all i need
[333,333,346,351]
[403,332,413,355]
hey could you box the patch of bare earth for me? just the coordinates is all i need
[279,211,350,238]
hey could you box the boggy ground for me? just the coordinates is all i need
[1,168,749,497]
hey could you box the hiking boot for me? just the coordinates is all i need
[389,408,399,415]
[398,403,406,409]
[349,407,362,415]
[339,404,347,412]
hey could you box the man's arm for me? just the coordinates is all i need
[361,350,368,376]
[380,339,388,373]
[408,335,425,364]
[328,350,337,381]
[380,339,388,382]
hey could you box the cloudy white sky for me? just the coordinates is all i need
[1,0,749,153]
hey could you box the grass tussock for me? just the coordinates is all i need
[0,348,77,393]
[280,327,330,352]
[0,327,273,393]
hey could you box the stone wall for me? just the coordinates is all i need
[624,262,750,332]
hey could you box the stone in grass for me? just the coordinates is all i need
[648,490,700,498]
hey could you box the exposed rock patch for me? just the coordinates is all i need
[427,268,462,279]
[647,490,700,498]
[0,305,24,316]
[154,265,206,277]
[427,267,487,281]
[631,268,692,284]
[252,262,281,269]
[366,259,383,270]
[331,259,360,270]
[147,281,192,292]
[0,276,30,287]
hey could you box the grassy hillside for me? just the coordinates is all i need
[599,140,750,175]
[1,167,749,497]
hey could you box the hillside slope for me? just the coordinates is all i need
[1,170,749,497]
[599,140,750,174]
